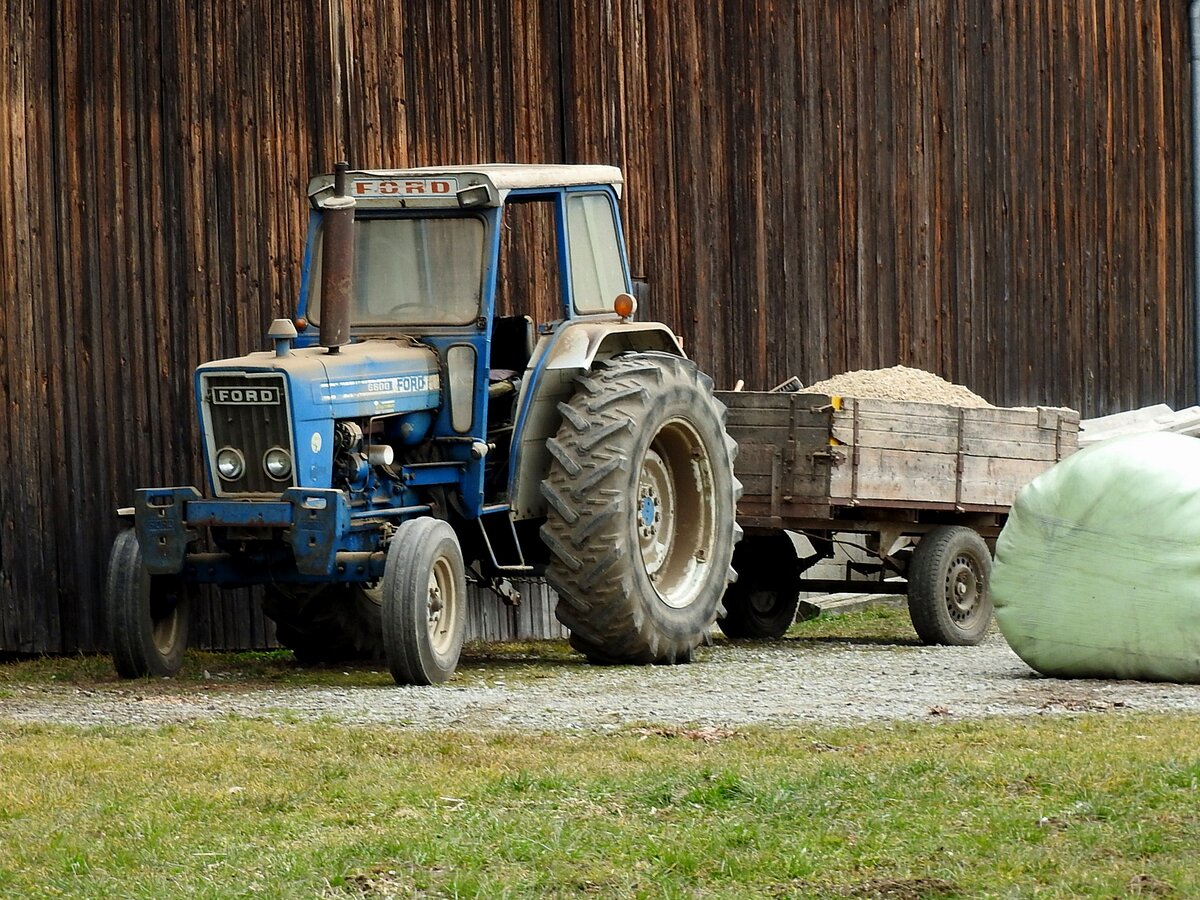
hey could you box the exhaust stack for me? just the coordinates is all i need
[319,161,355,352]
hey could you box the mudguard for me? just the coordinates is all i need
[507,319,685,520]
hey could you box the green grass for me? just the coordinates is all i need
[785,602,919,643]
[1,610,1197,897]
[0,715,1198,897]
[0,641,586,693]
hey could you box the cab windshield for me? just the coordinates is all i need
[307,215,487,327]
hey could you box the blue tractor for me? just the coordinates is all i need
[107,163,742,684]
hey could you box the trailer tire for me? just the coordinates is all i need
[718,533,801,639]
[541,352,741,665]
[264,584,383,664]
[907,525,992,645]
[106,528,190,678]
[381,517,467,685]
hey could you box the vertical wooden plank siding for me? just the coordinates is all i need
[0,0,1192,651]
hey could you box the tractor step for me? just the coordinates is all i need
[477,507,534,573]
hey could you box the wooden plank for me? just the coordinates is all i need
[827,446,1055,508]
[725,426,833,458]
[828,417,1075,460]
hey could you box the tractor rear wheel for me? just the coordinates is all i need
[541,352,741,665]
[263,584,384,664]
[718,533,801,639]
[381,517,467,685]
[106,528,191,678]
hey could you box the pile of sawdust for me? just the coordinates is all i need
[805,365,992,408]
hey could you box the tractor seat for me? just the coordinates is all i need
[489,315,535,377]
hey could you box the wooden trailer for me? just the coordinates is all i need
[715,391,1080,644]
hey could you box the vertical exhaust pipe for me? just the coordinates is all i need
[320,161,355,352]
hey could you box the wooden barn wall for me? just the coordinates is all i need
[0,0,1190,652]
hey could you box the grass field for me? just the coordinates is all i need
[1,715,1198,898]
[1,608,1197,898]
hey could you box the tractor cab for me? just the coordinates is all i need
[292,165,678,524]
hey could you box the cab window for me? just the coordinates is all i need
[567,194,627,315]
[308,215,487,327]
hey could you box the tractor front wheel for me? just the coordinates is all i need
[106,528,191,678]
[541,352,741,665]
[381,517,467,685]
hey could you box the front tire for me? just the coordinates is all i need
[541,352,741,665]
[718,533,801,639]
[381,517,467,685]
[106,528,190,678]
[907,525,993,645]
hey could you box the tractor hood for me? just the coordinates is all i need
[193,337,441,495]
[195,338,441,419]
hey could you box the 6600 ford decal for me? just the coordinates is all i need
[319,374,436,403]
[211,386,281,405]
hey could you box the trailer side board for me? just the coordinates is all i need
[718,391,1080,523]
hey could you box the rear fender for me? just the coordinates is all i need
[507,320,684,521]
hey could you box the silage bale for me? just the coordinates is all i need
[991,431,1200,682]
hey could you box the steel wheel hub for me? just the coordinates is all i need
[637,449,676,577]
[426,557,457,656]
[634,420,716,610]
[946,556,980,623]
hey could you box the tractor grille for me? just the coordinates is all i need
[201,372,294,495]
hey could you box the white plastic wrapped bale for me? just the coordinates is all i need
[991,431,1200,682]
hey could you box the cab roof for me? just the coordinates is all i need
[307,164,623,210]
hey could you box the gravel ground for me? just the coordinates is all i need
[3,633,1200,731]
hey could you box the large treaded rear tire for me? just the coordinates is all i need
[541,352,742,665]
[718,533,801,639]
[106,528,191,678]
[907,525,993,646]
[263,583,384,664]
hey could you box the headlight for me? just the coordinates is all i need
[216,447,245,481]
[263,446,293,481]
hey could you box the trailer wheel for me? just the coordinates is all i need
[718,533,801,639]
[907,525,993,645]
[381,517,467,685]
[541,352,741,665]
[263,584,383,663]
[106,528,191,678]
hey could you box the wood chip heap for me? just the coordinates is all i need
[804,365,992,408]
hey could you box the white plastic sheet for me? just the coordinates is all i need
[992,432,1200,682]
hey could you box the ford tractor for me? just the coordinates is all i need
[107,163,742,684]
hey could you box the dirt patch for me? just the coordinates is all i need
[844,877,959,899]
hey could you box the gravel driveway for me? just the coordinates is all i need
[4,633,1199,731]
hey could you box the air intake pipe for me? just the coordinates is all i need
[320,161,355,352]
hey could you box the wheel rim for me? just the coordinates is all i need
[945,554,984,626]
[636,418,716,610]
[149,588,184,657]
[749,590,778,616]
[426,554,460,657]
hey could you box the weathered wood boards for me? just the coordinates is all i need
[720,391,1080,527]
[0,0,1186,652]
